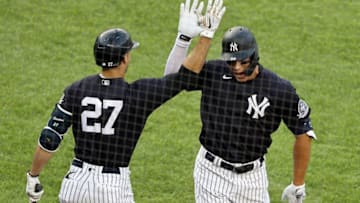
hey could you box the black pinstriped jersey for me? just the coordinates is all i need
[179,60,314,163]
[58,72,186,167]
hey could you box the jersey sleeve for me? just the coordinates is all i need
[58,85,74,113]
[177,64,208,91]
[129,65,209,113]
[280,82,316,138]
[129,73,185,113]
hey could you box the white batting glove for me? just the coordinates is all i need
[199,0,226,39]
[281,183,306,203]
[178,0,205,41]
[26,172,44,202]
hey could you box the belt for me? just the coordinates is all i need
[72,159,121,174]
[205,152,263,174]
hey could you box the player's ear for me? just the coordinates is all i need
[122,52,131,64]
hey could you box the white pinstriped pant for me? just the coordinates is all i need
[58,160,134,203]
[194,146,269,203]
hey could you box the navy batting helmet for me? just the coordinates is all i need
[221,26,259,75]
[222,26,259,61]
[94,28,139,68]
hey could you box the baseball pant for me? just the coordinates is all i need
[58,159,134,203]
[194,146,269,203]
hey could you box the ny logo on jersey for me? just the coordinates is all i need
[229,42,238,52]
[246,94,270,119]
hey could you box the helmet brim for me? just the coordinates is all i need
[222,49,254,61]
[132,41,140,50]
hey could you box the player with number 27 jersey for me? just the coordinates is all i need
[58,74,183,167]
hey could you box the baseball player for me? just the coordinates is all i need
[25,1,225,202]
[165,16,316,203]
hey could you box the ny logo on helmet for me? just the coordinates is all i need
[246,94,270,119]
[229,42,238,52]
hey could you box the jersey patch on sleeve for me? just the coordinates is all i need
[297,99,309,119]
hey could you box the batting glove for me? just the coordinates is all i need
[199,0,226,39]
[26,172,44,202]
[178,0,204,41]
[281,182,306,203]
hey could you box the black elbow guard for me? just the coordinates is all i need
[39,127,62,152]
[48,105,72,134]
[39,104,71,152]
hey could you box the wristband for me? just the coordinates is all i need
[28,171,39,177]
[178,34,192,42]
[175,33,192,48]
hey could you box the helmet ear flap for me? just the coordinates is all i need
[243,52,259,76]
[250,51,259,63]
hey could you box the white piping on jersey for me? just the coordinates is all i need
[57,104,72,116]
[306,130,317,140]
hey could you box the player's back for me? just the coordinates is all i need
[61,74,147,167]
[60,73,183,167]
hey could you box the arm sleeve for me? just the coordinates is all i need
[164,33,192,75]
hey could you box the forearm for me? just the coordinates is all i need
[182,37,211,73]
[164,33,191,75]
[293,133,312,185]
[30,145,54,176]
